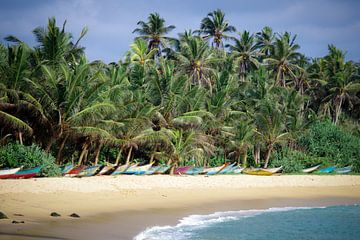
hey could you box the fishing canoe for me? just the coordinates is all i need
[111,163,134,175]
[174,166,193,175]
[335,166,352,174]
[76,165,101,177]
[185,167,204,175]
[0,167,21,179]
[97,165,115,175]
[319,166,336,173]
[302,164,321,173]
[262,166,283,174]
[65,165,86,177]
[243,169,273,176]
[10,166,42,179]
[232,166,245,174]
[128,163,153,175]
[144,166,161,175]
[204,163,229,175]
[218,162,236,174]
[60,164,74,175]
[155,165,171,174]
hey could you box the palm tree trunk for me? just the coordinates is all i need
[94,142,103,166]
[333,96,343,125]
[45,138,56,152]
[115,147,123,166]
[263,143,274,168]
[56,134,69,164]
[18,132,23,145]
[253,144,260,165]
[125,146,133,165]
[242,150,248,167]
[78,143,88,166]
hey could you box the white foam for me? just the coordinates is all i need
[133,206,325,240]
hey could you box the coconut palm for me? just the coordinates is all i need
[133,13,176,55]
[255,26,275,57]
[196,9,236,48]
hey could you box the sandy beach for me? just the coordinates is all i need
[1,175,360,240]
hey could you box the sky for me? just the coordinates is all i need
[0,0,359,63]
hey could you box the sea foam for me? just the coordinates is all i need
[134,206,324,240]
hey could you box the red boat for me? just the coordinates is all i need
[174,166,193,175]
[0,167,21,179]
[65,166,86,177]
[10,166,42,179]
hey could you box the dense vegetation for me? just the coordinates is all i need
[1,10,359,173]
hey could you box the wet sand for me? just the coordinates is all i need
[1,175,360,239]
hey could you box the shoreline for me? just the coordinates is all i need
[1,175,360,239]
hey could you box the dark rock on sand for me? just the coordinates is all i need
[69,213,80,218]
[0,212,8,219]
[50,212,61,217]
[12,220,25,224]
[14,213,24,216]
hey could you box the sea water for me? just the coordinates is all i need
[134,205,360,240]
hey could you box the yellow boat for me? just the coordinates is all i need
[243,169,273,176]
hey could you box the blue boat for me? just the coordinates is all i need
[10,166,42,179]
[319,166,336,173]
[155,165,171,174]
[335,166,352,174]
[76,165,101,177]
[60,164,74,175]
[143,166,161,175]
[218,162,236,174]
[185,167,204,175]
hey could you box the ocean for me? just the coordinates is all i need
[134,205,360,240]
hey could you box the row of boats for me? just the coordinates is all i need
[0,162,353,179]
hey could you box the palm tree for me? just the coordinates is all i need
[129,38,157,68]
[227,31,260,81]
[265,32,302,87]
[133,13,176,55]
[255,26,275,57]
[196,9,236,48]
[232,120,254,166]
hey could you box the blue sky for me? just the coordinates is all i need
[1,0,359,63]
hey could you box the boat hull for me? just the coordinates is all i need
[0,167,21,179]
[174,166,192,175]
[243,169,273,176]
[10,166,42,179]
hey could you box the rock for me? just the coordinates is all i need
[13,214,24,216]
[69,213,80,218]
[50,212,61,217]
[0,212,8,219]
[12,220,25,224]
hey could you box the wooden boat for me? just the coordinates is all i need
[10,166,42,179]
[97,165,115,175]
[185,167,204,175]
[155,165,171,174]
[262,166,283,174]
[319,166,336,173]
[0,167,21,179]
[204,163,229,175]
[76,165,101,177]
[302,164,321,173]
[60,164,74,175]
[243,169,273,176]
[65,165,86,177]
[111,163,134,175]
[144,166,161,175]
[128,163,153,175]
[335,166,352,174]
[218,162,236,174]
[174,166,193,175]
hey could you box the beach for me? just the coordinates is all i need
[1,175,360,239]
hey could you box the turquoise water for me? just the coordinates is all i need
[135,205,360,240]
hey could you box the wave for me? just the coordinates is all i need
[134,206,325,240]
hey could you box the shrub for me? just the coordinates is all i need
[0,143,61,177]
[298,121,360,172]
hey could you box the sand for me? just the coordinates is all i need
[1,175,360,239]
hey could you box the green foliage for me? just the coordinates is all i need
[299,121,360,172]
[0,143,60,177]
[270,148,326,173]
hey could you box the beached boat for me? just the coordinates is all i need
[232,166,245,174]
[335,166,352,174]
[155,165,171,174]
[97,165,115,175]
[204,163,229,175]
[218,162,236,174]
[76,165,101,177]
[60,164,74,175]
[243,169,273,176]
[302,164,321,173]
[111,163,134,175]
[0,167,21,179]
[127,163,153,175]
[262,166,283,174]
[144,166,161,175]
[10,166,42,179]
[185,167,204,175]
[174,166,193,175]
[65,165,86,177]
[319,166,336,173]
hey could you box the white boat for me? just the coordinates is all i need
[302,164,321,173]
[0,167,21,179]
[262,166,283,173]
[203,163,228,175]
